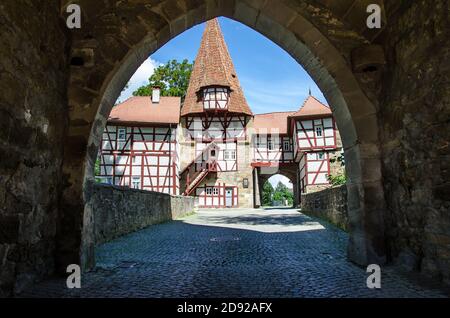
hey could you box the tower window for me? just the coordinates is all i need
[203,87,230,110]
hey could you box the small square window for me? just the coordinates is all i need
[315,125,323,137]
[132,176,141,189]
[224,150,236,161]
[118,128,126,141]
[213,188,219,195]
[318,152,325,160]
[206,187,213,195]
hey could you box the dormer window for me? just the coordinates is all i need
[203,87,230,110]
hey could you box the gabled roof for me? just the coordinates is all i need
[253,111,296,135]
[108,96,181,125]
[289,95,332,118]
[181,19,252,116]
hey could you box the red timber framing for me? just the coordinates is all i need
[293,116,337,161]
[184,114,249,142]
[195,141,237,172]
[299,152,331,193]
[195,183,239,208]
[97,124,179,195]
[202,87,230,110]
[253,134,294,164]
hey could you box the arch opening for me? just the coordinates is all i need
[60,3,385,273]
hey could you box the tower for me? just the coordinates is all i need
[179,18,254,208]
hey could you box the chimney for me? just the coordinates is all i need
[152,86,160,104]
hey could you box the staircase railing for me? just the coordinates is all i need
[180,143,219,195]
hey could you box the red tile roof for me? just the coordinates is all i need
[253,111,296,135]
[181,19,252,116]
[108,96,181,125]
[289,95,332,118]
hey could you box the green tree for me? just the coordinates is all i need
[262,181,274,206]
[273,181,294,206]
[133,59,193,101]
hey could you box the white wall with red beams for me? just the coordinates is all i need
[98,124,180,195]
[299,152,330,193]
[195,183,239,208]
[293,116,337,158]
[195,141,238,172]
[184,115,248,141]
[253,134,294,163]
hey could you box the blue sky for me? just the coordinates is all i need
[118,17,326,114]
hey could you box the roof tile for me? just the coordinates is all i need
[181,19,252,116]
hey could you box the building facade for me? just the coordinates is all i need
[96,95,181,195]
[96,18,344,208]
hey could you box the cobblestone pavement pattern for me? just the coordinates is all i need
[22,208,448,298]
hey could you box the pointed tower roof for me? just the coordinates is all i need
[290,95,332,118]
[181,19,252,116]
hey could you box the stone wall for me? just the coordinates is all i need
[379,0,450,285]
[301,185,348,231]
[86,183,197,245]
[0,1,68,296]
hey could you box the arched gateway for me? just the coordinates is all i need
[2,0,448,295]
[62,1,386,271]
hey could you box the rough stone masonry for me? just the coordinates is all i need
[0,0,449,296]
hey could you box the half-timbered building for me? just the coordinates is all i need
[97,93,181,195]
[289,96,344,194]
[96,18,344,208]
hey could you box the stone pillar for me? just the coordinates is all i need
[253,168,261,208]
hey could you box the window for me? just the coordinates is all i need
[105,177,113,185]
[283,140,290,151]
[203,87,229,109]
[318,152,325,160]
[315,125,323,137]
[268,139,274,151]
[224,150,236,161]
[132,177,141,189]
[118,128,126,141]
[206,187,213,195]
[213,188,219,195]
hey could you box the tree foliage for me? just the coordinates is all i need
[133,59,193,101]
[272,182,294,206]
[328,151,346,186]
[327,173,347,186]
[262,180,294,206]
[262,182,274,206]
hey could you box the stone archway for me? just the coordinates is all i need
[253,165,299,208]
[60,0,386,271]
[254,164,300,207]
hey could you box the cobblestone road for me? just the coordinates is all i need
[22,208,448,298]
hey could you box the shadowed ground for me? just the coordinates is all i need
[21,208,448,298]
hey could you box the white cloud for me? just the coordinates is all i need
[116,58,160,103]
[269,175,293,189]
